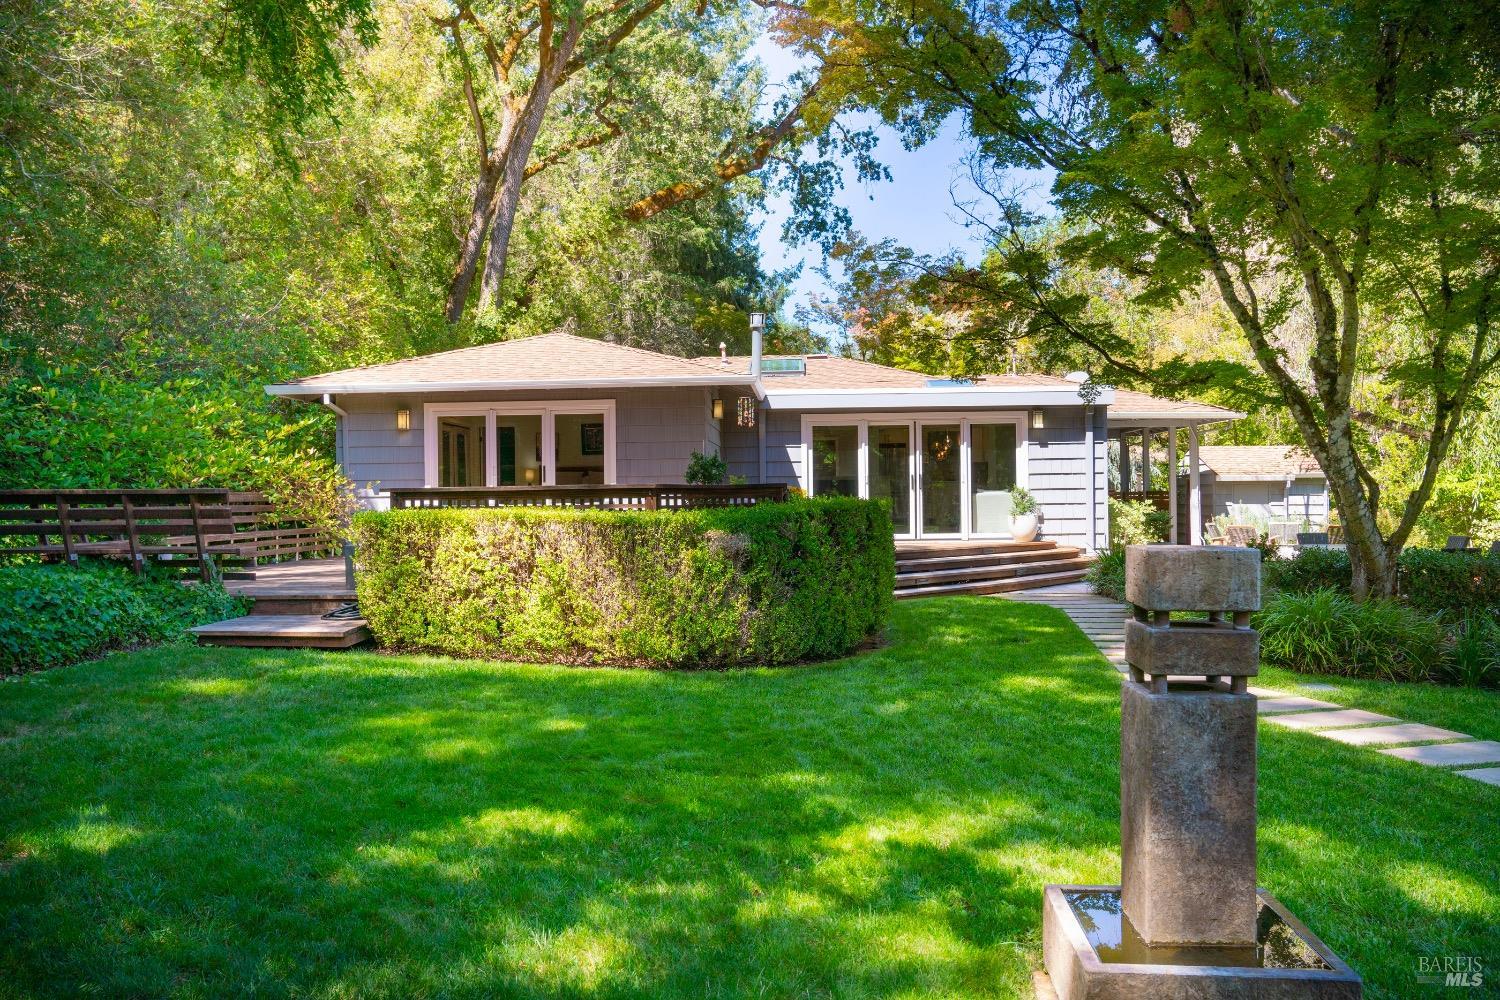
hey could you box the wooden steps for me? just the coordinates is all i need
[895,540,1092,599]
[191,614,370,649]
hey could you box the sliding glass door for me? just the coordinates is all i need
[802,413,1024,539]
[425,402,615,487]
[868,424,914,536]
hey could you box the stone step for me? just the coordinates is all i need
[895,546,1082,572]
[191,614,370,649]
[249,594,356,616]
[895,567,1091,599]
[896,556,1094,588]
[894,539,1058,560]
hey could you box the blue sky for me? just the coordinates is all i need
[749,37,1054,337]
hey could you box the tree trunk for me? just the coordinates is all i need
[476,20,582,312]
[444,160,501,323]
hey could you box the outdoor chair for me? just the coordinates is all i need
[1445,535,1473,552]
[1297,532,1329,547]
[1224,524,1259,547]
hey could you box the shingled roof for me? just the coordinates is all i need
[269,332,752,395]
[1196,445,1325,480]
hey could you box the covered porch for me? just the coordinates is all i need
[1104,390,1244,545]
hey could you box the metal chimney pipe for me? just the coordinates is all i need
[749,312,765,377]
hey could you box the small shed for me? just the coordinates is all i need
[1192,445,1329,529]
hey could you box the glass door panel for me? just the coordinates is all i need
[553,411,608,485]
[869,424,913,536]
[495,413,543,486]
[438,416,487,487]
[920,423,962,535]
[811,425,859,496]
[970,423,1018,535]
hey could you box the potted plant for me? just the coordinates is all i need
[1010,487,1040,541]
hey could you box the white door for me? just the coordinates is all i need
[916,421,963,537]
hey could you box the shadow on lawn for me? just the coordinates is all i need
[0,598,1495,998]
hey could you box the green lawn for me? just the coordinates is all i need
[1,599,1495,999]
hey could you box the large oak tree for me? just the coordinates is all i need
[848,0,1500,598]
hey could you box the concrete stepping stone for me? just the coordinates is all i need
[1256,695,1341,715]
[1457,767,1500,787]
[1318,723,1469,746]
[1246,686,1286,698]
[1381,741,1500,767]
[1264,708,1399,730]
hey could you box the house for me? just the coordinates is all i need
[266,330,1242,553]
[1192,445,1330,527]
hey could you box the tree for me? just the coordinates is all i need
[851,0,1500,598]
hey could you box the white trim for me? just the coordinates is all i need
[767,386,1111,411]
[799,411,1028,540]
[1188,422,1203,545]
[270,374,759,397]
[1168,427,1179,544]
[422,399,617,487]
[1106,410,1243,426]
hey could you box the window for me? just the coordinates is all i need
[811,425,859,496]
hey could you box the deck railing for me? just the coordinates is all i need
[388,484,790,512]
[0,489,341,580]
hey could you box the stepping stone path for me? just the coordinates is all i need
[997,582,1500,788]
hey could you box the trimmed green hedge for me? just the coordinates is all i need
[351,498,895,667]
[1265,547,1500,617]
[0,562,247,673]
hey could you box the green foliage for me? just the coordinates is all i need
[1009,487,1036,515]
[0,563,246,674]
[1442,616,1500,690]
[1255,590,1446,684]
[1268,548,1499,620]
[684,450,727,486]
[1398,550,1500,619]
[1086,548,1125,602]
[1107,498,1169,548]
[352,498,895,666]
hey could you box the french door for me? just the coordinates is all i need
[803,413,1026,539]
[424,401,616,487]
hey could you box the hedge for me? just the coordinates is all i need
[1255,589,1448,683]
[1265,547,1500,617]
[351,497,895,667]
[0,562,247,673]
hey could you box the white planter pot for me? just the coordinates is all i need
[1011,512,1040,542]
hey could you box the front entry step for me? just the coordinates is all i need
[894,539,1094,599]
[895,566,1091,599]
[191,614,370,649]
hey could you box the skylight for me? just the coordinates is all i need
[926,377,973,387]
[760,358,806,375]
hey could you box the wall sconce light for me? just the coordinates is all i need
[1030,410,1045,430]
[395,408,411,432]
[712,397,724,420]
[523,467,537,484]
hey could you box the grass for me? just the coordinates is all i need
[1,599,1496,999]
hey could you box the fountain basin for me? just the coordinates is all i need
[1041,885,1362,999]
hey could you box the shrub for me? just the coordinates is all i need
[1265,547,1352,593]
[1266,547,1499,618]
[1441,614,1500,689]
[1087,549,1126,601]
[684,450,727,485]
[0,562,247,673]
[1254,589,1445,683]
[1398,549,1500,618]
[1109,498,1170,548]
[352,497,895,667]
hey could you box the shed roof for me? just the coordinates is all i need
[1196,445,1324,481]
[1105,388,1244,424]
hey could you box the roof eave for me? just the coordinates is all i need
[266,373,760,397]
[760,386,1115,410]
[1106,409,1244,426]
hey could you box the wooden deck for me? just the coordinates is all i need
[196,558,366,648]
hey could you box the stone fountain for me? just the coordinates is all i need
[1039,545,1362,999]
